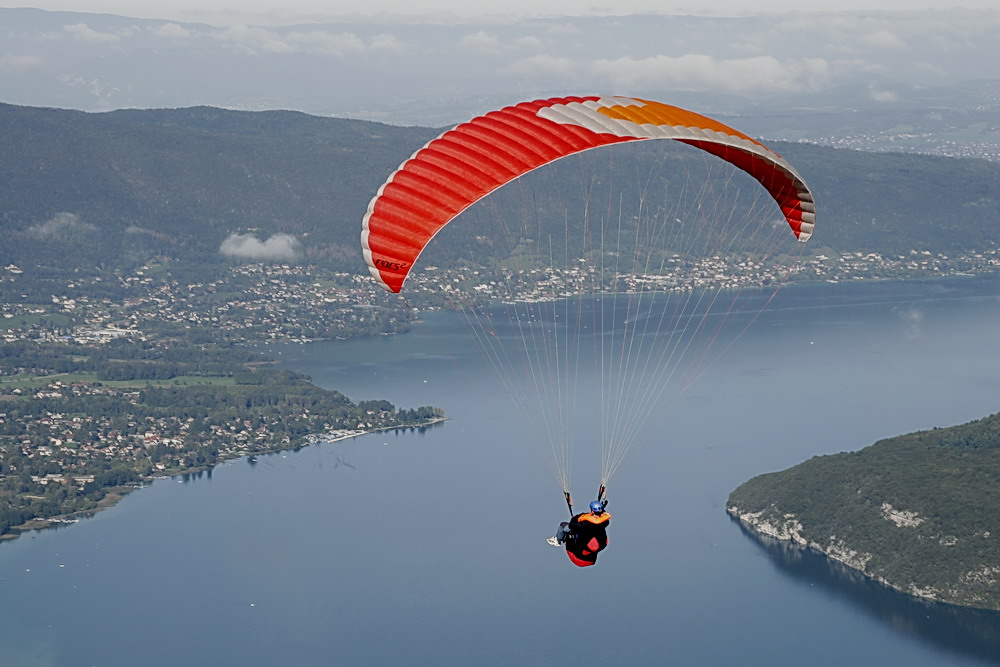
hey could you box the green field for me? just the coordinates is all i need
[1,312,73,330]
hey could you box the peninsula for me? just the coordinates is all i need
[0,318,444,539]
[728,411,1000,611]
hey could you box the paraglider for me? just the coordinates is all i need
[362,95,814,294]
[549,498,611,567]
[360,96,815,565]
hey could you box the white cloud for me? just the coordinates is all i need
[285,29,366,55]
[63,23,120,43]
[219,233,301,261]
[868,86,898,103]
[212,24,376,56]
[858,29,907,49]
[590,54,831,94]
[457,31,544,56]
[4,8,996,123]
[152,23,192,39]
[57,74,121,102]
[370,33,405,53]
[729,39,766,56]
[545,23,582,36]
[0,54,45,72]
[504,53,578,78]
[512,35,544,50]
[915,61,946,77]
[28,212,97,238]
[458,30,504,55]
[214,24,295,53]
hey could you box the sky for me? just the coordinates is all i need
[1,1,997,129]
[5,0,1000,25]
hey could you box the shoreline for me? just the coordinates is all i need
[1,417,449,544]
[728,506,923,600]
[727,507,999,612]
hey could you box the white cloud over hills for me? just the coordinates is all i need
[219,233,301,261]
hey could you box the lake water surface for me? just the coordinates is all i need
[1,276,999,666]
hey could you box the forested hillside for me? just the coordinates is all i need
[2,102,998,278]
[0,103,437,272]
[728,412,1000,611]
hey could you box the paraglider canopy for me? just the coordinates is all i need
[359,94,816,513]
[361,95,814,294]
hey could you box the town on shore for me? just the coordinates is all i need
[2,247,998,539]
[5,245,1000,346]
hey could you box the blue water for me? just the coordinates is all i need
[1,276,999,666]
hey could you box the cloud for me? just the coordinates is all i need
[729,40,766,56]
[503,54,578,78]
[458,30,545,56]
[915,61,947,77]
[370,34,406,53]
[213,24,295,54]
[211,24,378,56]
[545,23,582,36]
[0,54,44,72]
[28,212,97,239]
[868,86,899,103]
[458,30,504,55]
[152,23,191,39]
[834,58,888,75]
[57,74,122,102]
[219,233,301,261]
[513,36,544,50]
[503,52,834,93]
[283,30,366,56]
[63,23,120,43]
[858,29,907,49]
[589,54,831,94]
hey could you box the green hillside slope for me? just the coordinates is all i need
[2,102,998,276]
[0,103,436,270]
[728,412,1000,610]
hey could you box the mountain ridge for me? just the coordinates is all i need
[2,101,998,276]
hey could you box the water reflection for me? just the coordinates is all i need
[179,468,212,484]
[734,518,1000,664]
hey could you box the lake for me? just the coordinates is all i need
[1,275,999,666]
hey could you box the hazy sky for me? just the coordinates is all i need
[6,0,1000,24]
[2,1,996,125]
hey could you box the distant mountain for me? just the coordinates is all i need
[1,102,998,276]
[728,411,1000,611]
[0,103,437,272]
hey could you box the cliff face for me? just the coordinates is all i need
[728,508,878,574]
[727,411,1000,611]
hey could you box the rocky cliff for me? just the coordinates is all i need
[728,411,1000,611]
